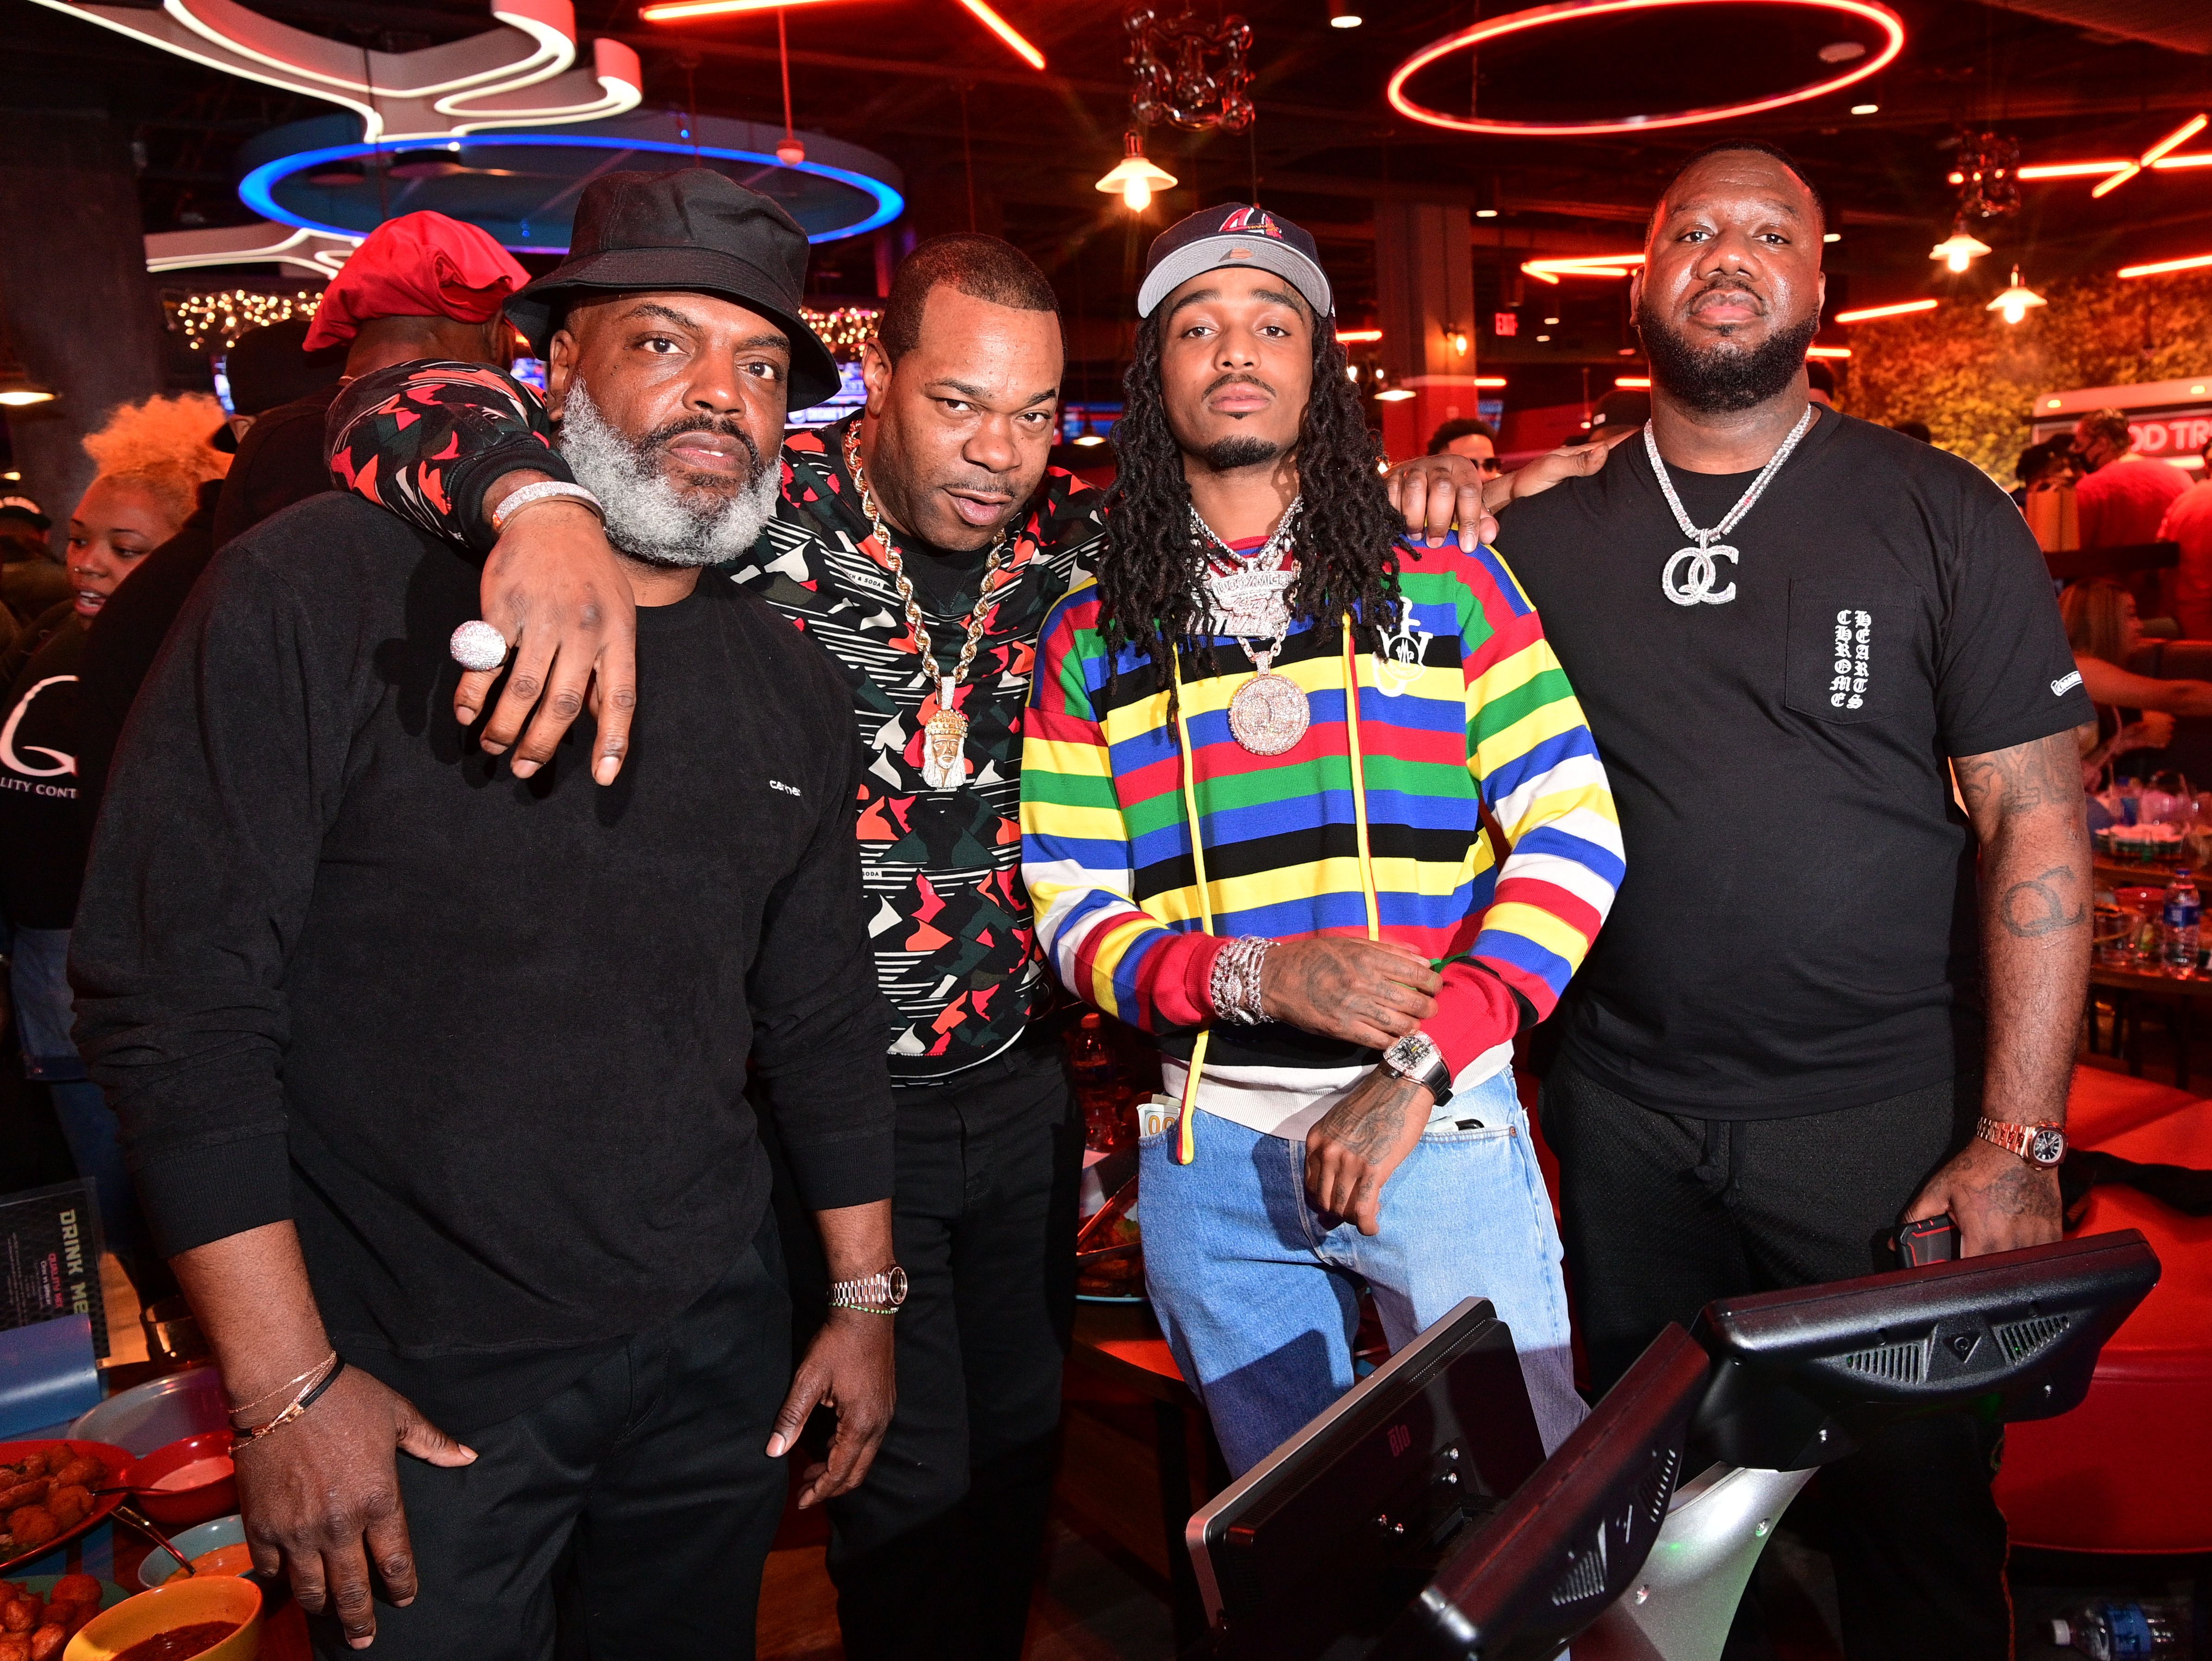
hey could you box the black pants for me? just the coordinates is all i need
[311,1229,792,1660]
[766,1040,1082,1661]
[1539,1062,2012,1661]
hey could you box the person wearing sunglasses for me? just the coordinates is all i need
[1427,415,1501,475]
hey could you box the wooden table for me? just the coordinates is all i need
[2087,959,2212,1086]
[1069,1299,1223,1655]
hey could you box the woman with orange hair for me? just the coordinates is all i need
[0,395,227,1284]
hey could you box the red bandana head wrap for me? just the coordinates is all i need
[305,211,532,351]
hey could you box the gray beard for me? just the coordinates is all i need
[555,381,781,567]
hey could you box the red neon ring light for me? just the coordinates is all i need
[1386,0,1906,138]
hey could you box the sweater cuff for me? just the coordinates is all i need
[778,1123,896,1213]
[1145,930,1228,1029]
[452,439,575,553]
[132,1132,293,1260]
[1427,962,1523,1079]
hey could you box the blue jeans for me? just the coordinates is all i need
[1137,1067,1585,1476]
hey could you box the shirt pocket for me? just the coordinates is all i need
[1784,579,1913,725]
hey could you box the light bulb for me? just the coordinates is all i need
[1125,180,1151,213]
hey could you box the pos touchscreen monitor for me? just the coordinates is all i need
[1184,1297,1550,1661]
[1691,1228,2161,1471]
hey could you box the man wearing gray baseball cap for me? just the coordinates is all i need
[74,168,898,1660]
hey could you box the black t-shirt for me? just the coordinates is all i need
[0,614,87,929]
[71,495,896,1428]
[1495,407,2092,1117]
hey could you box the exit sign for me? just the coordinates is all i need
[1493,312,1519,337]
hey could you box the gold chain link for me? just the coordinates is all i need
[843,425,1013,688]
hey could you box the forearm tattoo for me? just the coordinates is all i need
[2002,864,2087,940]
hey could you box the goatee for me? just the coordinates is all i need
[1197,434,1282,472]
[555,381,781,568]
[1637,297,1821,416]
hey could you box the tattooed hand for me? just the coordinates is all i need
[1306,1066,1435,1235]
[1903,1135,2062,1257]
[1260,936,1441,1048]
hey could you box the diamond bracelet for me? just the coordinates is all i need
[1209,935,1276,1026]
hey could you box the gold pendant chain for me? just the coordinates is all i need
[843,426,1012,689]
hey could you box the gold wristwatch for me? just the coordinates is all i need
[1974,1117,2067,1169]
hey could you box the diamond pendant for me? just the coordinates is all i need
[1660,544,1740,608]
[922,677,969,790]
[1228,670,1310,756]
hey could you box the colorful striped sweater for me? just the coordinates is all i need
[1020,540,1623,1078]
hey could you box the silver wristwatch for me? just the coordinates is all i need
[1975,1117,2067,1168]
[1381,1031,1453,1105]
[828,1266,908,1315]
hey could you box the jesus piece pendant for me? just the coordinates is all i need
[1227,653,1310,756]
[922,675,970,790]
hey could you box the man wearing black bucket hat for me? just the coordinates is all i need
[73,169,898,1660]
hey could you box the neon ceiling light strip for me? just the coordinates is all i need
[955,0,1045,69]
[641,0,848,20]
[1520,253,1644,283]
[1336,328,1382,342]
[2118,252,2212,279]
[2021,114,2210,196]
[1806,345,1851,358]
[1386,0,1904,138]
[240,132,904,246]
[1832,298,1938,322]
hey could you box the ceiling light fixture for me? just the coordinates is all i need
[1473,376,1507,388]
[2118,251,2212,279]
[1818,39,1865,62]
[1450,329,1470,355]
[1374,387,1417,402]
[641,0,843,16]
[1850,103,1878,115]
[1806,345,1852,358]
[1336,327,1382,343]
[1095,131,1177,213]
[1520,252,1643,284]
[1385,0,1904,138]
[1986,266,2045,325]
[2017,113,2211,196]
[1929,226,1991,273]
[1615,376,1652,389]
[1328,0,1362,26]
[1833,297,1940,322]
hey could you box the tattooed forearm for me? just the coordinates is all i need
[1313,1077,1426,1160]
[2002,864,2087,939]
[1955,734,2077,821]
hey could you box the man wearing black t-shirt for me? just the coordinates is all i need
[1494,142,2091,1659]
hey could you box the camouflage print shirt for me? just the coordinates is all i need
[327,363,1105,1081]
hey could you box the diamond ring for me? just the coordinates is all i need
[449,620,510,672]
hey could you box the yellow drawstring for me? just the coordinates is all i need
[1166,617,1380,1165]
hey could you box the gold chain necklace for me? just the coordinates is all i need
[842,425,1014,791]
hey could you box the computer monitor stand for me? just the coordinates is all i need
[1569,1463,1816,1661]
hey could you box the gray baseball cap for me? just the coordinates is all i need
[1136,203,1333,320]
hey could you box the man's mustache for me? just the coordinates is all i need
[1687,275,1767,312]
[1204,372,1276,399]
[647,414,766,476]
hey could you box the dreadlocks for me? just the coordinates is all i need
[1096,313,1404,689]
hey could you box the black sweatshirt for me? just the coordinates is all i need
[70,493,895,1424]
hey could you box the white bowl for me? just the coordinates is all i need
[69,1367,228,1457]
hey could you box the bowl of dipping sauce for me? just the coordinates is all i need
[126,1433,236,1528]
[134,1516,254,1591]
[61,1573,260,1661]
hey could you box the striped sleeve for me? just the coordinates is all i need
[1020,585,1222,1031]
[1446,543,1623,1041]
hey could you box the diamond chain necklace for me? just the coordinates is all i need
[1643,404,1816,610]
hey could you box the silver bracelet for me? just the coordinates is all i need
[1209,934,1275,1025]
[490,480,603,536]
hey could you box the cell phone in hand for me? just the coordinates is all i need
[1893,1214,1960,1267]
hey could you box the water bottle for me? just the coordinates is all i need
[2049,1598,2189,1659]
[1069,1013,1128,1152]
[2162,870,2201,972]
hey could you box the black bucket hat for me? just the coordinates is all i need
[506,167,841,410]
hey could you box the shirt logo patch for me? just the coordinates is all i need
[769,779,802,796]
[1373,595,1432,696]
[1830,608,1871,710]
[1217,206,1282,238]
[2051,670,2083,696]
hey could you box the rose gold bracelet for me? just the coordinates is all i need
[227,1350,336,1420]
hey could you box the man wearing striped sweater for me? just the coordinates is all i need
[1021,206,1623,1473]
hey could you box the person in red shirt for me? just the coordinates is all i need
[2074,407,2190,552]
[2159,439,2212,638]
